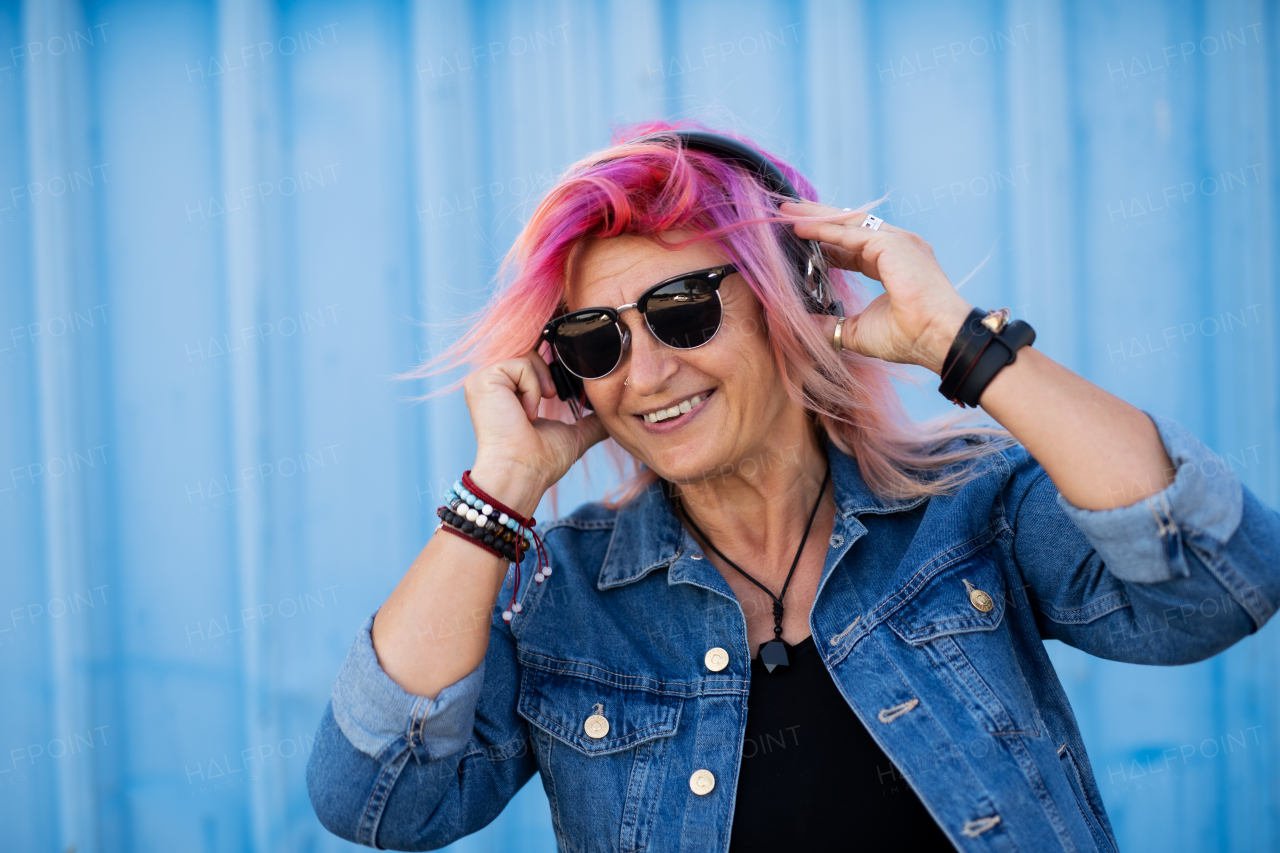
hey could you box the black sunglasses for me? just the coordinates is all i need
[542,264,738,381]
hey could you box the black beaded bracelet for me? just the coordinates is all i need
[938,307,1036,407]
[437,506,520,562]
[447,497,524,551]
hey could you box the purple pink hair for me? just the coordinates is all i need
[405,119,1009,507]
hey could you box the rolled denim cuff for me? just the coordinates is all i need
[331,613,486,760]
[1055,411,1244,583]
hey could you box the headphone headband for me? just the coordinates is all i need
[633,129,801,199]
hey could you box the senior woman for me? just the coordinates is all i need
[307,122,1280,852]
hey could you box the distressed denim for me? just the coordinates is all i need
[307,413,1280,852]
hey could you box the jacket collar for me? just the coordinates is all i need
[596,438,928,591]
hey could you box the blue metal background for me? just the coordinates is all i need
[1,0,1277,850]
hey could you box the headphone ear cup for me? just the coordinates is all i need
[801,239,842,315]
[548,359,580,402]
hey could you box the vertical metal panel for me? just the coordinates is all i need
[2,1,1276,851]
[17,0,103,850]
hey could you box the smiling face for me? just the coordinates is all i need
[564,231,813,485]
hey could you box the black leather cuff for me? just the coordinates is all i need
[938,308,1036,407]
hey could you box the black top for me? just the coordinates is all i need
[728,635,954,851]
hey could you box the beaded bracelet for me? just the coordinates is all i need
[434,470,552,625]
[437,505,520,562]
[447,481,534,545]
[437,518,517,562]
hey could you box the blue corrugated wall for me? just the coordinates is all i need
[1,0,1277,850]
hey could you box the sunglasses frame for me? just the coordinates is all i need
[542,263,739,381]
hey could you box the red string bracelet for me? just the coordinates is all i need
[462,471,536,527]
[437,523,515,562]
[461,470,549,625]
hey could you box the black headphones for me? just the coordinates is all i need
[544,130,843,417]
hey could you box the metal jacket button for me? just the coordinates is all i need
[704,647,729,672]
[584,714,609,739]
[969,588,994,613]
[689,769,716,795]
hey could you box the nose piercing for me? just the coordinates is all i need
[624,376,630,386]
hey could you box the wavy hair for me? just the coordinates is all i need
[404,119,1012,508]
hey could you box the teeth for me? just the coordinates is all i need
[644,394,705,423]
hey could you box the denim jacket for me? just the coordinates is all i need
[307,413,1280,852]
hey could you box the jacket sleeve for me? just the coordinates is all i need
[1004,411,1280,664]
[306,594,537,850]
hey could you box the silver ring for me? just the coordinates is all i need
[860,214,885,231]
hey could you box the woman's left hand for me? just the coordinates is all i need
[782,200,974,375]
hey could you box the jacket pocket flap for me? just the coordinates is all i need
[885,552,1006,645]
[517,665,682,756]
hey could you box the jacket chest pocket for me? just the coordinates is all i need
[885,551,1040,736]
[517,663,683,853]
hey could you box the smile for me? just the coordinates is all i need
[638,390,714,426]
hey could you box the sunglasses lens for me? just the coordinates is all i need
[552,310,624,379]
[643,278,722,349]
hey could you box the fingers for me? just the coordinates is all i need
[782,201,935,285]
[524,348,557,400]
[819,242,861,273]
[483,357,544,422]
[501,350,563,422]
[781,200,905,233]
[779,202,889,282]
[781,199,902,232]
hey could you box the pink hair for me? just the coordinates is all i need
[403,119,1010,508]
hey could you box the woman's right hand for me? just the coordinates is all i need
[464,351,609,516]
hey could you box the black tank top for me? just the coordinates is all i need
[728,634,954,851]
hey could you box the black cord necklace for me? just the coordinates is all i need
[675,466,831,673]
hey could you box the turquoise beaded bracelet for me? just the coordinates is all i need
[449,481,534,543]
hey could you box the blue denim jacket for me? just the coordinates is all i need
[307,413,1280,852]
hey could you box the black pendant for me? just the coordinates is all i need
[759,639,792,673]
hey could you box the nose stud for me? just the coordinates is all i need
[624,376,629,386]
